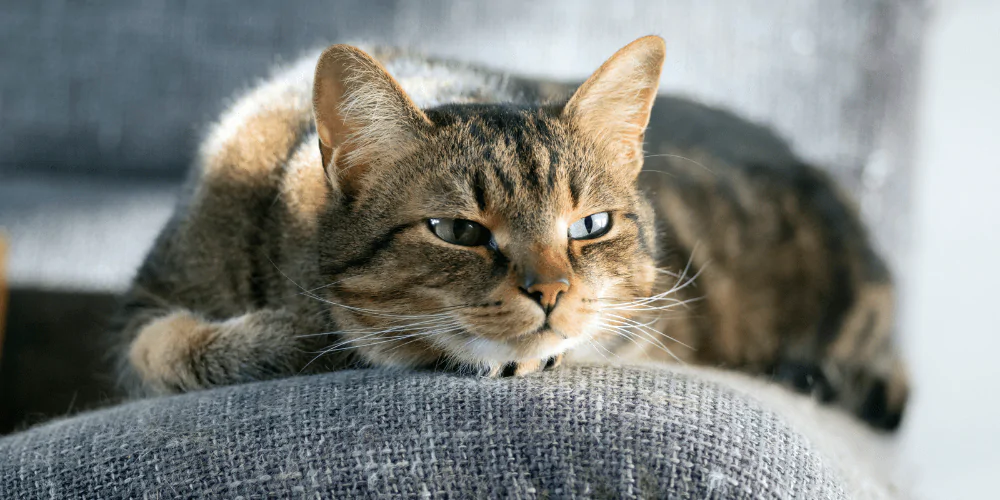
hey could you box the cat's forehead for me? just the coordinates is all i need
[404,104,632,226]
[425,104,566,145]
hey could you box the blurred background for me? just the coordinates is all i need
[0,1,996,498]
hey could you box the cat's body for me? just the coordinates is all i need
[114,38,908,430]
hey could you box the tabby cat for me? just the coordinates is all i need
[114,36,908,430]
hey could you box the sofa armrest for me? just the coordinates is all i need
[0,366,898,499]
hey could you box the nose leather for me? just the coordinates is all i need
[521,270,570,314]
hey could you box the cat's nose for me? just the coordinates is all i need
[520,272,570,314]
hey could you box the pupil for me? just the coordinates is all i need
[585,216,594,233]
[452,220,469,241]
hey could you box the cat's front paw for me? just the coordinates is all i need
[838,357,909,431]
[485,354,564,378]
[129,310,218,394]
[772,356,909,431]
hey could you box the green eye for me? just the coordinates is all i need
[428,218,492,247]
[568,212,611,240]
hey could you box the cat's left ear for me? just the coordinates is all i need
[313,44,432,194]
[563,36,665,177]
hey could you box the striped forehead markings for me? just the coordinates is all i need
[431,105,587,215]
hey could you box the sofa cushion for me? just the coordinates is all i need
[0,366,901,499]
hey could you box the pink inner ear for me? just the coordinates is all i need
[313,46,356,152]
[312,44,432,193]
[562,37,664,172]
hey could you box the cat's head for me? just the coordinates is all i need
[313,36,665,371]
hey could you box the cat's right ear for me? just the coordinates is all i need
[562,36,665,178]
[313,45,431,194]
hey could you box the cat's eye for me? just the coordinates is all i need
[428,218,492,247]
[568,212,611,240]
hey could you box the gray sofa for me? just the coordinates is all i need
[0,1,925,498]
[1,366,905,499]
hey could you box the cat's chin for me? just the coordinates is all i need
[447,329,589,365]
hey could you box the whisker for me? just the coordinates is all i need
[302,277,356,294]
[600,253,711,312]
[585,337,613,363]
[597,321,684,364]
[267,255,475,320]
[294,315,459,339]
[299,321,464,370]
[602,313,694,350]
[606,295,706,312]
[323,325,463,356]
[384,325,467,354]
[596,326,651,357]
[642,153,716,175]
[312,318,461,351]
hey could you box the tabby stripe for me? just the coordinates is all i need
[622,212,651,255]
[714,178,748,225]
[467,122,490,145]
[489,244,510,278]
[849,311,878,360]
[473,170,488,212]
[491,163,517,197]
[803,166,858,346]
[513,131,542,191]
[247,184,281,309]
[322,223,412,277]
[546,147,560,190]
[653,211,711,354]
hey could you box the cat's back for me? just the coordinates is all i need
[186,45,567,209]
[196,46,525,183]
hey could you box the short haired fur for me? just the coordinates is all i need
[112,36,908,431]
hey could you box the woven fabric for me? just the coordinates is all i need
[0,366,868,499]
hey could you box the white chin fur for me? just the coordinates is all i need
[448,334,590,365]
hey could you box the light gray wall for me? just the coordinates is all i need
[901,1,1000,498]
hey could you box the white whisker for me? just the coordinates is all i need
[642,153,716,175]
[602,313,693,351]
[299,321,464,371]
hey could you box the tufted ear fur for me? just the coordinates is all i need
[563,36,666,177]
[313,45,432,194]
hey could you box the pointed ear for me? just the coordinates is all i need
[313,44,431,193]
[563,36,665,176]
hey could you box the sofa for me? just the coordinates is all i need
[0,1,926,498]
[2,365,907,499]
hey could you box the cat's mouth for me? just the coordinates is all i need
[442,321,579,364]
[526,321,569,339]
[533,325,552,335]
[528,320,552,335]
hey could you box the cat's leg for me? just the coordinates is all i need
[821,323,909,431]
[444,354,564,378]
[773,345,908,431]
[492,354,564,377]
[772,284,909,430]
[128,308,304,395]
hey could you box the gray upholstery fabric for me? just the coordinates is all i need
[0,366,863,499]
[0,0,926,291]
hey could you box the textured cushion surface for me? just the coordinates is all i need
[0,366,899,499]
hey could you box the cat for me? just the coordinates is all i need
[112,36,908,430]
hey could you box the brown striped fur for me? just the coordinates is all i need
[113,37,908,430]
